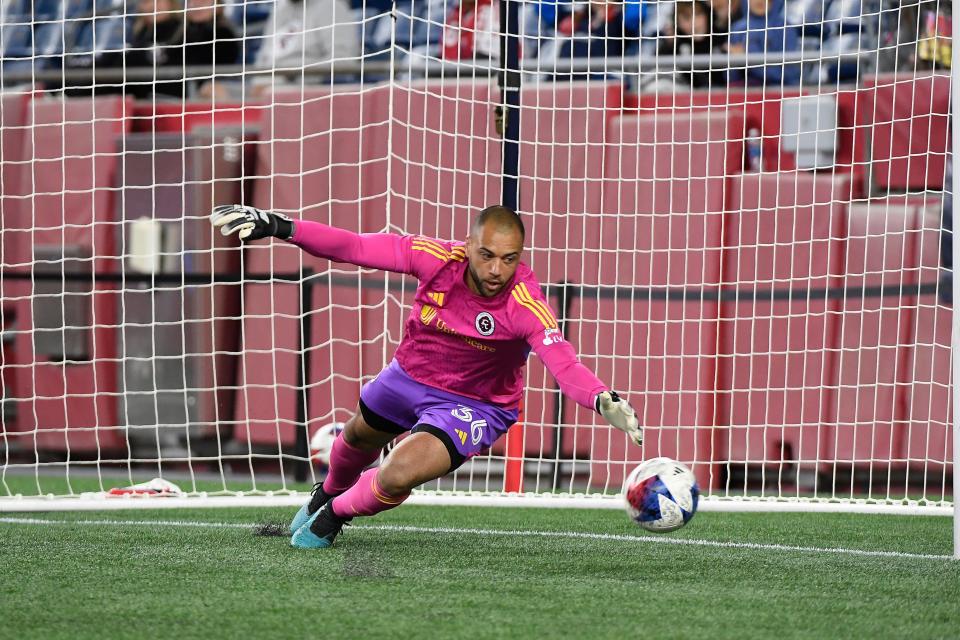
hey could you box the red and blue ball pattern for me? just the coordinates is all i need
[623,458,700,533]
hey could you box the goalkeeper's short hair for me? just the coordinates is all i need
[473,205,525,242]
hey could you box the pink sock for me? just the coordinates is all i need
[322,434,382,495]
[331,468,408,518]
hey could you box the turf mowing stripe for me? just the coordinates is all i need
[0,516,951,561]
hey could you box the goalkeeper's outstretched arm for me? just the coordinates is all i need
[210,205,418,275]
[532,338,643,447]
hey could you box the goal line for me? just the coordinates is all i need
[0,493,950,516]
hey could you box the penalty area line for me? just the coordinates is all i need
[0,516,950,561]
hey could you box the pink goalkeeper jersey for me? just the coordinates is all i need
[290,220,607,410]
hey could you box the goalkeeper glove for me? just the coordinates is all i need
[210,205,294,241]
[596,390,642,446]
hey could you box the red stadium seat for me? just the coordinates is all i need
[718,172,850,485]
[237,85,390,447]
[131,101,269,135]
[389,80,499,241]
[0,91,32,270]
[240,80,609,453]
[233,281,301,447]
[0,92,31,443]
[11,96,131,454]
[581,110,740,490]
[865,73,950,192]
[519,82,620,282]
[900,201,952,480]
[831,201,918,474]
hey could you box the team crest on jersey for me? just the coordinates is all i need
[542,327,563,346]
[475,312,495,336]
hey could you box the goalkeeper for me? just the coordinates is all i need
[211,204,642,549]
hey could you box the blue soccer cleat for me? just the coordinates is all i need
[290,482,334,534]
[289,504,310,536]
[291,503,351,549]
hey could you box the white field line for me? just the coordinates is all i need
[0,516,952,561]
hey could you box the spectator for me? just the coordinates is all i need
[182,0,240,69]
[564,0,632,60]
[185,0,241,97]
[126,0,183,64]
[109,0,239,98]
[708,0,744,46]
[62,0,178,95]
[98,0,183,97]
[656,0,723,89]
[520,0,569,62]
[727,0,800,87]
[442,0,499,61]
[253,0,359,89]
[915,3,953,71]
[525,0,681,70]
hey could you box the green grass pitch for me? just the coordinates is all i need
[2,502,958,639]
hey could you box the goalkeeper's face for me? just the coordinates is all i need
[465,224,524,297]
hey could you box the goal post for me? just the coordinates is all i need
[952,7,959,560]
[0,0,955,537]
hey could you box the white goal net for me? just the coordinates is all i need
[0,0,955,516]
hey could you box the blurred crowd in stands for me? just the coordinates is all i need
[0,0,952,97]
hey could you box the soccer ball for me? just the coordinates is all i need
[622,457,699,533]
[310,422,344,466]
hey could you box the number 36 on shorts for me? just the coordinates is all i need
[451,404,487,446]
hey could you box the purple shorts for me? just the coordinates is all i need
[358,359,519,468]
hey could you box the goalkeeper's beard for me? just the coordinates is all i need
[467,262,503,297]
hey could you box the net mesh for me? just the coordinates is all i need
[0,0,953,509]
